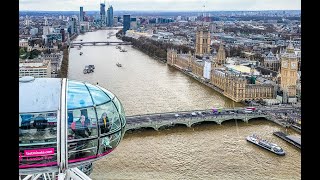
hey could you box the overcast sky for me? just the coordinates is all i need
[19,0,301,11]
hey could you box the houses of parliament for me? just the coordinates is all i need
[167,26,298,103]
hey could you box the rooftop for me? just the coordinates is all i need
[19,60,50,69]
[225,64,259,75]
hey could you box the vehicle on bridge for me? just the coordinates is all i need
[246,107,256,111]
[212,107,223,114]
[244,107,257,113]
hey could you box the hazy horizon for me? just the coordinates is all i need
[19,0,301,11]
[19,9,301,12]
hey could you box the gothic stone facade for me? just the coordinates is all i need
[168,49,275,102]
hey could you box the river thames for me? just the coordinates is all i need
[68,30,301,180]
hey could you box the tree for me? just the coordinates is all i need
[29,49,41,59]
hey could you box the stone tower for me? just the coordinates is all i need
[167,48,177,66]
[216,43,226,65]
[280,41,298,98]
[195,26,211,57]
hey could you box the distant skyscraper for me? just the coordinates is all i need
[44,17,48,26]
[113,16,118,25]
[60,28,66,42]
[130,17,137,30]
[25,19,31,27]
[30,28,38,36]
[123,15,131,34]
[43,26,50,36]
[80,6,84,22]
[107,5,114,27]
[68,17,77,34]
[100,3,106,26]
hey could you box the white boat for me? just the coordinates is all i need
[246,134,285,156]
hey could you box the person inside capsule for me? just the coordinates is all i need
[71,112,92,139]
[33,114,48,131]
[99,112,111,134]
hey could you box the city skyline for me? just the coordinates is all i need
[19,0,301,11]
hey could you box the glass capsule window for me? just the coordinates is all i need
[85,83,111,105]
[19,78,126,171]
[19,112,57,145]
[113,96,126,129]
[65,80,125,164]
[19,112,58,168]
[68,138,98,163]
[96,102,121,135]
[67,107,98,140]
[67,81,94,109]
[98,131,122,156]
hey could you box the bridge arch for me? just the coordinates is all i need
[132,126,157,131]
[220,118,245,124]
[190,120,219,127]
[247,116,268,122]
[247,116,269,122]
[158,122,189,129]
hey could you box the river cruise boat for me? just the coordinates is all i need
[246,134,285,156]
[83,65,94,74]
[116,63,122,67]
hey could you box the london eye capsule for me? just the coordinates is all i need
[19,77,126,176]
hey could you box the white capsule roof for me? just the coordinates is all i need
[19,77,117,113]
[19,77,62,113]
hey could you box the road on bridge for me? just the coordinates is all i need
[125,106,300,126]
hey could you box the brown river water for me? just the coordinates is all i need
[68,30,301,180]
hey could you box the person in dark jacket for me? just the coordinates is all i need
[33,114,48,131]
[99,112,111,134]
[71,114,91,138]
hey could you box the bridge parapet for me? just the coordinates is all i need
[125,114,270,132]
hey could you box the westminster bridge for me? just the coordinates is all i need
[124,106,300,132]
